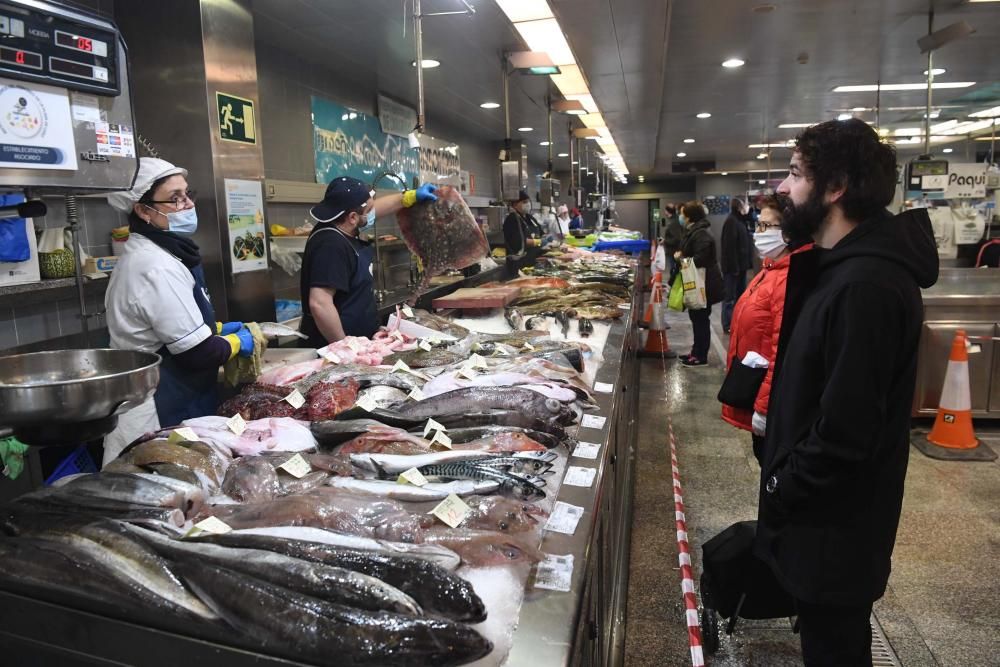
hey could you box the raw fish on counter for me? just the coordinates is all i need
[387,386,576,425]
[217,378,359,421]
[172,416,316,457]
[317,334,409,366]
[395,185,490,291]
[256,358,326,386]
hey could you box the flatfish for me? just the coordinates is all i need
[395,185,488,290]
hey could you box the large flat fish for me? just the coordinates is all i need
[395,185,488,290]
[389,386,575,425]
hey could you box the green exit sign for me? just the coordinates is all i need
[216,92,256,145]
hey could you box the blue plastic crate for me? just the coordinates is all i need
[44,444,98,485]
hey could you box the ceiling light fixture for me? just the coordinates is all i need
[551,99,588,115]
[923,68,946,76]
[851,107,868,112]
[539,141,551,146]
[837,113,853,121]
[557,152,569,157]
[833,82,975,92]
[970,106,1000,118]
[721,172,728,175]
[722,58,746,68]
[696,112,712,119]
[480,102,500,109]
[942,148,954,153]
[683,138,695,143]
[756,152,768,159]
[411,59,440,68]
[759,179,766,184]
[748,142,794,148]
[676,152,687,157]
[778,122,815,128]
[637,175,645,182]
[517,127,533,132]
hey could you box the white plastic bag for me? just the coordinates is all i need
[271,242,302,276]
[680,257,707,310]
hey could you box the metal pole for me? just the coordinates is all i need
[546,93,553,172]
[875,78,881,130]
[65,194,90,347]
[924,8,934,155]
[502,55,511,143]
[414,0,425,132]
[568,127,575,191]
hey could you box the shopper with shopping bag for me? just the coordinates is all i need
[674,201,723,366]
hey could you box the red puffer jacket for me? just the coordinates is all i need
[721,245,813,431]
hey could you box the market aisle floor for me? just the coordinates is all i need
[624,306,1000,666]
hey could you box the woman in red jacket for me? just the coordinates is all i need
[721,196,813,461]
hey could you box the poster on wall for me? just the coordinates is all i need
[224,179,268,274]
[0,78,77,170]
[702,195,730,216]
[312,95,419,187]
[944,163,987,199]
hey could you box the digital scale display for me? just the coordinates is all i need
[910,159,948,176]
[0,3,119,95]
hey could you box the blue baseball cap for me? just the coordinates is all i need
[310,176,375,223]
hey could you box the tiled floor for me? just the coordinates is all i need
[624,306,1000,666]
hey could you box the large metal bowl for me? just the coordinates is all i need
[0,349,160,426]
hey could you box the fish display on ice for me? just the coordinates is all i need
[387,387,575,425]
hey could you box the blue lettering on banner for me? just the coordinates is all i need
[0,144,63,165]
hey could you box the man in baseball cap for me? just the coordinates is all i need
[299,176,437,347]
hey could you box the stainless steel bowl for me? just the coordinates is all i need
[0,349,161,426]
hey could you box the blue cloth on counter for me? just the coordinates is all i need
[0,193,29,263]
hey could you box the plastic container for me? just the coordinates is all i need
[275,299,303,322]
[44,444,98,485]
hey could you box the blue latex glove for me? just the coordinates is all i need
[415,183,438,203]
[218,321,243,335]
[234,326,255,357]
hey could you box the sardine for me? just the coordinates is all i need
[177,563,493,666]
[387,386,575,425]
[328,477,500,501]
[417,462,546,499]
[471,453,556,475]
[191,530,485,622]
[258,321,308,339]
[124,525,422,616]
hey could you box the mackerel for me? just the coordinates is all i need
[418,462,546,499]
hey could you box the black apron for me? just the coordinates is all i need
[300,226,377,348]
[153,263,219,427]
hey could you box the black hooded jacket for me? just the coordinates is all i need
[754,208,939,606]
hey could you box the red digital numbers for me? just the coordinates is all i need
[77,37,93,52]
[15,50,24,64]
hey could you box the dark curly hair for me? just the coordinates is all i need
[794,118,897,222]
[681,200,706,222]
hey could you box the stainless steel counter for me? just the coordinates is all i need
[915,268,1000,417]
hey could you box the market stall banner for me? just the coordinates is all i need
[312,95,419,187]
[417,134,461,188]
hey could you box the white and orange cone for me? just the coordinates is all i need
[926,330,979,450]
[639,281,676,358]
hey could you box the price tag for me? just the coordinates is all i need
[186,516,232,537]
[398,467,429,486]
[418,339,433,352]
[581,414,607,430]
[346,338,363,352]
[593,382,614,394]
[402,304,415,318]
[226,413,247,436]
[391,359,430,380]
[572,441,601,460]
[283,389,306,408]
[619,303,631,310]
[523,341,535,351]
[430,430,453,449]
[422,418,448,437]
[430,493,470,528]
[534,553,574,592]
[278,453,312,478]
[319,348,341,364]
[543,502,585,535]
[563,465,597,488]
[390,330,405,342]
[167,427,198,443]
[356,394,379,412]
[495,346,510,356]
[468,353,489,369]
[456,366,478,380]
[407,387,425,401]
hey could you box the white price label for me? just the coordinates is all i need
[563,465,597,488]
[225,413,247,436]
[186,516,232,537]
[581,414,607,430]
[392,359,430,380]
[430,430,453,449]
[167,427,199,443]
[398,467,429,486]
[319,348,342,364]
[407,387,425,401]
[283,389,306,409]
[402,304,415,318]
[543,501,585,535]
[422,419,448,437]
[456,367,478,380]
[430,493,470,528]
[278,453,312,478]
[523,342,535,351]
[572,441,601,460]
[468,353,489,369]
[356,395,379,412]
[418,339,433,352]
[619,303,631,310]
[593,382,614,394]
[534,553,574,592]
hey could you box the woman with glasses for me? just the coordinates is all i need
[102,158,257,465]
[720,196,813,462]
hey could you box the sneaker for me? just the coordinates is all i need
[681,356,708,367]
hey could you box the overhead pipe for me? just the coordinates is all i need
[546,91,553,173]
[924,8,934,155]
[413,0,425,134]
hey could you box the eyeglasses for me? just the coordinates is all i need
[755,221,780,232]
[147,190,197,209]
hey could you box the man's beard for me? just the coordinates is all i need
[776,191,829,244]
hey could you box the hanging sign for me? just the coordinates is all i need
[312,95,419,187]
[944,164,987,199]
[377,94,417,139]
[417,134,461,187]
[224,179,268,274]
[216,92,256,144]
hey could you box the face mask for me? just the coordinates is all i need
[678,214,686,225]
[754,228,787,259]
[147,204,198,235]
[361,208,376,229]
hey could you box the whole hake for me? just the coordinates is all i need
[389,386,575,425]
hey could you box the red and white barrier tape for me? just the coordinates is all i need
[668,416,705,667]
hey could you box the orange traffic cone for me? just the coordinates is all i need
[639,282,676,358]
[914,330,996,461]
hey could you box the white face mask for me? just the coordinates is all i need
[754,228,787,259]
